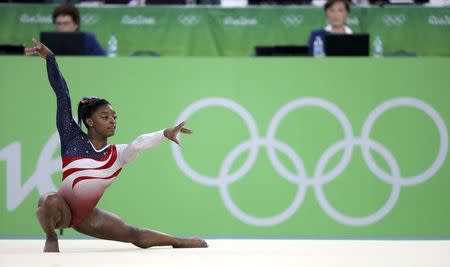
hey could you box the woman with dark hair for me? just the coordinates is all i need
[25,38,208,252]
[52,4,106,56]
[52,4,81,32]
[307,0,352,55]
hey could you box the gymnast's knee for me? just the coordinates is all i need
[36,193,60,218]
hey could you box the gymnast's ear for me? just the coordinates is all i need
[85,118,94,128]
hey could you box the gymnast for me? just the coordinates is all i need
[26,38,208,252]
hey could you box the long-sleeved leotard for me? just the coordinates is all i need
[46,55,166,227]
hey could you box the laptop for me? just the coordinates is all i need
[324,34,370,56]
[254,45,309,57]
[0,44,25,55]
[40,32,86,56]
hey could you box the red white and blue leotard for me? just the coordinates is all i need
[47,55,166,227]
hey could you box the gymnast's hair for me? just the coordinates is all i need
[77,97,110,129]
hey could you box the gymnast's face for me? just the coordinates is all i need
[86,104,117,138]
[326,2,348,28]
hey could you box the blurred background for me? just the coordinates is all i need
[0,0,449,57]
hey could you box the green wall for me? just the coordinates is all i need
[0,4,449,56]
[0,57,449,238]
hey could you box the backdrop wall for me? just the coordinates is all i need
[0,57,449,238]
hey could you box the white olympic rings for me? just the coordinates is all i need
[172,97,448,226]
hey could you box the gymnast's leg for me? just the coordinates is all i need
[36,192,71,252]
[74,208,208,249]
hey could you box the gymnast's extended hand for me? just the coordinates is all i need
[163,121,192,146]
[25,38,53,58]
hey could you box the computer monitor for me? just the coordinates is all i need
[254,45,309,56]
[40,32,86,56]
[324,34,370,56]
[0,44,24,55]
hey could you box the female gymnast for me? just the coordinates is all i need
[25,39,208,252]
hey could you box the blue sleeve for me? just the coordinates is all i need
[46,55,81,142]
[85,33,106,56]
[307,31,317,56]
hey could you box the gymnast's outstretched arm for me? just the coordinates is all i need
[26,38,80,142]
[119,121,192,165]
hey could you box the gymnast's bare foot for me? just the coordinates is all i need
[44,238,60,252]
[173,237,208,248]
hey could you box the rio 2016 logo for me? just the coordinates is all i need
[0,132,60,211]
